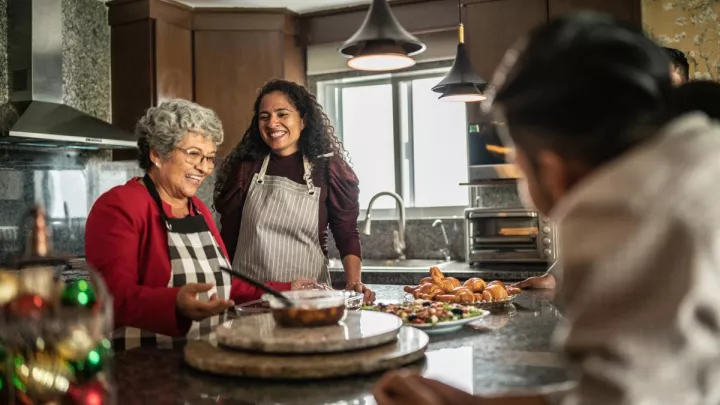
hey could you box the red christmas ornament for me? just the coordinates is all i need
[66,381,107,405]
[5,294,47,319]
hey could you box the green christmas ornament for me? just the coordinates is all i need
[60,280,96,308]
[68,339,112,382]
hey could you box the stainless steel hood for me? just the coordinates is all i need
[1,0,136,149]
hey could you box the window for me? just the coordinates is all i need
[317,69,469,217]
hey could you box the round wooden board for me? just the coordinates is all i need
[184,326,428,379]
[215,310,403,354]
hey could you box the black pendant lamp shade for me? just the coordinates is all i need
[339,0,426,72]
[432,2,487,102]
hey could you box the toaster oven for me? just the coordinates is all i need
[465,207,557,264]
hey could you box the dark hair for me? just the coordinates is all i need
[214,79,349,204]
[491,12,673,167]
[668,80,720,120]
[663,46,690,83]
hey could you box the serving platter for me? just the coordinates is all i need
[185,326,429,380]
[410,312,489,334]
[215,310,403,354]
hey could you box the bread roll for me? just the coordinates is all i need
[463,277,487,293]
[486,284,508,300]
[481,290,493,302]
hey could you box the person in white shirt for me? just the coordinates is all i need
[373,11,720,405]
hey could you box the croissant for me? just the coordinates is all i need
[403,285,416,293]
[473,293,484,302]
[463,277,487,293]
[506,287,522,296]
[455,289,475,304]
[445,277,461,288]
[439,279,456,294]
[487,280,506,289]
[485,284,508,301]
[436,294,458,303]
[430,266,445,282]
[481,290,493,302]
[419,277,434,285]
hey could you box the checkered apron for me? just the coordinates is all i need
[232,154,331,285]
[112,174,232,351]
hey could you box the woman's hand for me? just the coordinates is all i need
[346,281,376,304]
[291,279,322,290]
[176,283,235,321]
[511,273,556,290]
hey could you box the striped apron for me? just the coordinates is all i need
[232,154,330,285]
[112,174,233,351]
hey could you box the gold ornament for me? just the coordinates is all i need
[0,270,19,305]
[56,326,96,361]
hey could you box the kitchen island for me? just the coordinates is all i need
[114,285,573,405]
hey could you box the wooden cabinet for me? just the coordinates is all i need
[463,0,547,122]
[548,0,642,27]
[107,0,193,135]
[192,10,304,156]
[107,1,305,158]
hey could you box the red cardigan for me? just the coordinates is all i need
[85,178,291,337]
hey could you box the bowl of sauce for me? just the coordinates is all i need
[263,290,348,327]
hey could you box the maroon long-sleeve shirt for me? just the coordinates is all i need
[215,152,362,264]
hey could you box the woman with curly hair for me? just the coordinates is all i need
[214,79,375,303]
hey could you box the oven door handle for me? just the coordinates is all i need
[467,212,539,219]
[473,236,537,243]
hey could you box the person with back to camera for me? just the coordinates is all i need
[214,79,375,304]
[372,12,720,405]
[85,99,317,350]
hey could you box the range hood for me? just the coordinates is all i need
[1,0,136,149]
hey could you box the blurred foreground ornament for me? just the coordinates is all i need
[0,273,19,306]
[56,327,96,362]
[61,281,96,309]
[69,340,112,382]
[14,354,72,401]
[66,380,107,405]
[6,294,48,320]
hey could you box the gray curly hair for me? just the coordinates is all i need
[135,99,224,171]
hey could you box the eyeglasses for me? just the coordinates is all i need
[176,147,216,167]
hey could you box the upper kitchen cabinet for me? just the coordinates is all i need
[463,0,547,122]
[548,0,642,27]
[192,9,305,157]
[107,0,194,134]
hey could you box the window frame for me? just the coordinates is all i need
[316,67,470,221]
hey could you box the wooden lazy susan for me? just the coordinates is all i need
[184,310,429,379]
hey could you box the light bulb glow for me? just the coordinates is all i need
[347,54,416,71]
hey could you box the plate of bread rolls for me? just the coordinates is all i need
[402,266,521,310]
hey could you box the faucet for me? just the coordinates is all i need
[362,191,406,260]
[432,219,452,262]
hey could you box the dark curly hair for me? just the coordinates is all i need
[214,79,350,204]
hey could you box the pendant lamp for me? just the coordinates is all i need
[339,0,426,72]
[431,0,487,102]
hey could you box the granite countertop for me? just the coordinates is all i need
[113,285,572,405]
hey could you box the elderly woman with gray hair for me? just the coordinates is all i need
[85,99,315,351]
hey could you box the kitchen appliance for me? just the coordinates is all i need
[2,0,136,148]
[467,121,522,181]
[465,207,557,264]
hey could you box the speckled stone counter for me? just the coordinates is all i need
[113,285,572,405]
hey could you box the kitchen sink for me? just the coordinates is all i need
[328,258,455,270]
